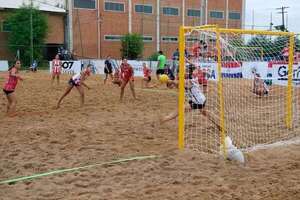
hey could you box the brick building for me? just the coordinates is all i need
[0,0,66,61]
[71,0,245,59]
[0,0,245,61]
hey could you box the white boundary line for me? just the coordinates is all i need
[244,137,300,152]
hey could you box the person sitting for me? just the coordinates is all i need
[30,60,38,72]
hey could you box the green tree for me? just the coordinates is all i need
[121,33,143,59]
[295,35,300,52]
[247,35,275,59]
[272,36,289,57]
[148,52,159,61]
[7,5,48,67]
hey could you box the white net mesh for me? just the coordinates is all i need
[182,28,300,153]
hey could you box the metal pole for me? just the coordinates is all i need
[225,0,229,28]
[156,0,160,51]
[97,0,100,58]
[128,0,132,33]
[67,0,73,53]
[276,6,289,31]
[282,7,285,30]
[30,0,33,65]
[252,9,255,30]
[182,0,185,25]
[178,26,185,150]
[286,13,288,30]
[270,12,273,31]
[200,0,205,25]
[205,0,208,24]
[241,0,246,29]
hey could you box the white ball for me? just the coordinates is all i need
[227,148,245,164]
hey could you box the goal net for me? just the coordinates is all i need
[178,25,299,154]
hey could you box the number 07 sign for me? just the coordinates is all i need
[49,61,82,74]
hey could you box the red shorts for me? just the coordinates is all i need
[53,71,61,75]
[52,67,61,75]
[122,76,134,83]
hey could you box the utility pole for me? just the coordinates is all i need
[276,6,289,31]
[251,9,254,30]
[30,0,33,66]
[269,12,273,31]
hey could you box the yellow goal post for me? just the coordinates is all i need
[178,25,295,156]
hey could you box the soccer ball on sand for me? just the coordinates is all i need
[220,136,245,164]
[159,74,169,84]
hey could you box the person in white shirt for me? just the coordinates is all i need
[56,65,92,108]
[160,68,220,131]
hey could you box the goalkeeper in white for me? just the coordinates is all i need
[160,69,221,131]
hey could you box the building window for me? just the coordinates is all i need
[163,7,179,16]
[162,36,178,43]
[229,12,241,20]
[104,35,123,41]
[187,9,201,17]
[2,21,11,32]
[74,0,96,9]
[135,4,153,14]
[186,37,199,42]
[104,2,125,12]
[210,11,224,19]
[143,36,153,42]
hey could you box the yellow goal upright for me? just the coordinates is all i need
[178,25,297,155]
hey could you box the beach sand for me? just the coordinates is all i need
[0,71,299,200]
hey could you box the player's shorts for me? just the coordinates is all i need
[156,69,165,75]
[104,66,113,74]
[189,100,206,110]
[52,67,61,75]
[264,90,269,95]
[68,79,80,87]
[145,76,151,82]
[3,89,14,96]
[122,77,134,85]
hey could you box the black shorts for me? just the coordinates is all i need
[68,79,80,87]
[264,90,269,95]
[104,66,113,74]
[156,69,165,75]
[3,89,14,96]
[189,100,206,110]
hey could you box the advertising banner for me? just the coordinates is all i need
[0,60,9,71]
[49,61,82,74]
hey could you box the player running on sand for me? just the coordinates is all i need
[2,60,23,117]
[56,64,92,108]
[119,58,137,102]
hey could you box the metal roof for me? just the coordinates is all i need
[0,0,66,13]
